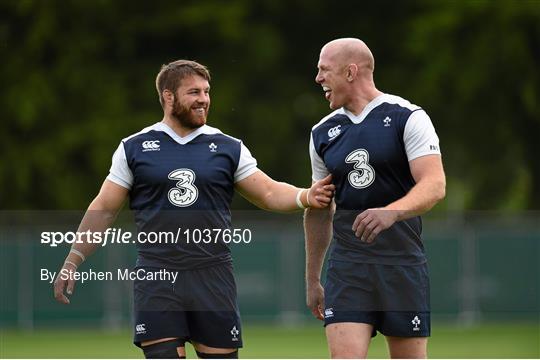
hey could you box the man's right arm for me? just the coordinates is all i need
[304,202,334,320]
[53,180,128,304]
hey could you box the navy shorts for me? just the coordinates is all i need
[133,264,242,348]
[323,260,430,337]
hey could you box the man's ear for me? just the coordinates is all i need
[163,89,175,106]
[347,64,358,82]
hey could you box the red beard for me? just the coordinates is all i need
[171,99,207,129]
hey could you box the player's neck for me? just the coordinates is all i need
[345,87,383,116]
[161,116,201,138]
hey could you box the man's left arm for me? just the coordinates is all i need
[352,154,446,243]
[235,170,335,212]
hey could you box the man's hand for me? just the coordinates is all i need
[352,208,398,243]
[306,281,325,320]
[53,263,77,305]
[307,175,335,208]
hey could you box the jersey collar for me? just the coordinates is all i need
[343,93,388,124]
[154,122,220,145]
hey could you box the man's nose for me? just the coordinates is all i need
[315,72,323,84]
[197,93,209,103]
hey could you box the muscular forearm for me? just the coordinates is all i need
[63,197,120,268]
[236,171,333,212]
[259,181,308,212]
[304,205,334,283]
[55,180,127,304]
[385,177,445,221]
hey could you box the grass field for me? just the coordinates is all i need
[1,323,538,358]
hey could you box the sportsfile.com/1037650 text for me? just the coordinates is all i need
[40,228,253,247]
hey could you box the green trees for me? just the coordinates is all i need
[2,0,538,209]
[404,1,540,210]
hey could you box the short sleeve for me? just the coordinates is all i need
[234,142,258,183]
[403,110,441,161]
[106,142,133,189]
[310,133,330,181]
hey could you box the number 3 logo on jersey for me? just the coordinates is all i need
[168,169,198,207]
[345,149,375,189]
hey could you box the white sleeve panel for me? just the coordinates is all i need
[404,110,441,161]
[234,142,259,183]
[106,142,133,190]
[310,133,330,182]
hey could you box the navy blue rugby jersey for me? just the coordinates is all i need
[106,122,258,270]
[310,94,441,265]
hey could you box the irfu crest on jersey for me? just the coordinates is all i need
[168,168,199,207]
[345,149,375,189]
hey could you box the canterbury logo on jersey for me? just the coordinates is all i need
[142,140,160,152]
[324,308,334,318]
[328,125,341,140]
[135,324,146,334]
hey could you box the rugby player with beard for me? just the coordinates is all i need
[53,60,335,359]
